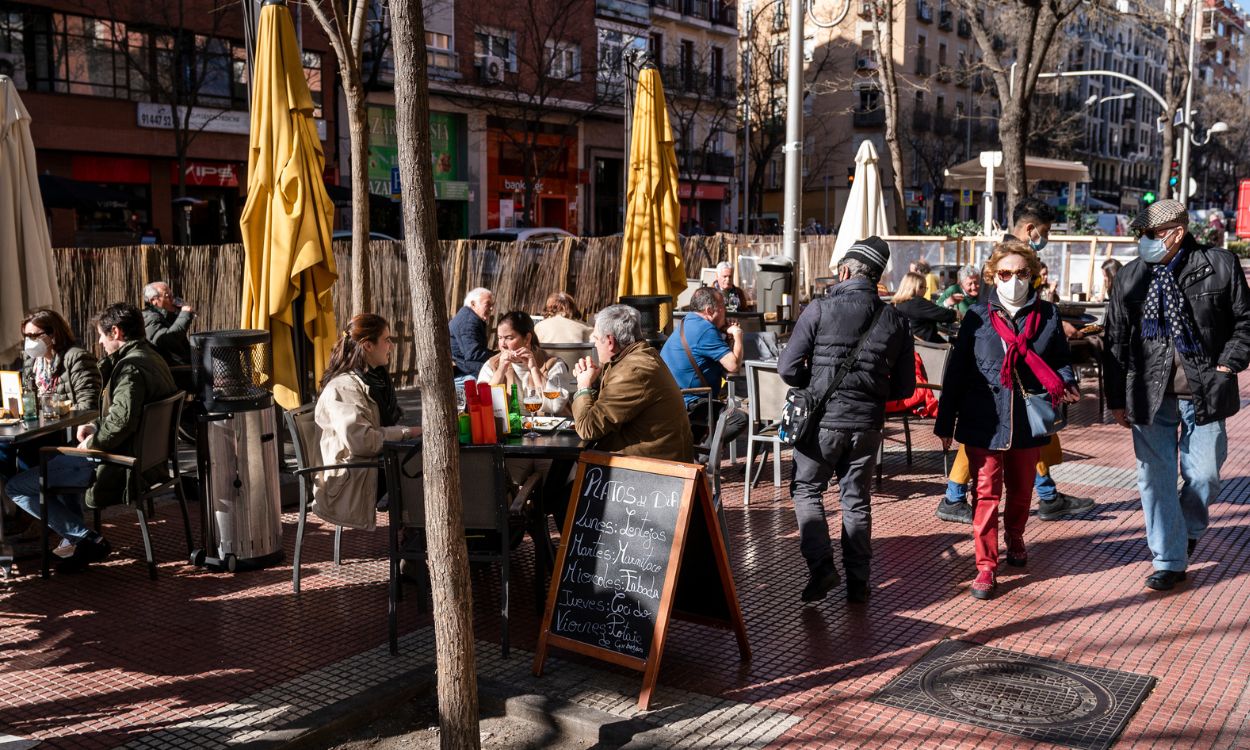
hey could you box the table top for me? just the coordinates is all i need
[0,410,98,444]
[385,429,587,459]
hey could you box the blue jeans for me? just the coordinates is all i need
[1131,397,1227,572]
[946,473,1056,502]
[4,456,97,542]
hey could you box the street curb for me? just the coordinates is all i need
[242,665,436,750]
[477,677,668,747]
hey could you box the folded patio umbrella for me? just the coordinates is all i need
[618,66,686,329]
[240,0,337,410]
[831,140,893,272]
[0,75,58,364]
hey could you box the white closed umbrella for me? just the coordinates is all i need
[831,140,892,271]
[0,75,58,363]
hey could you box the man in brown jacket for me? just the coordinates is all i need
[571,304,694,462]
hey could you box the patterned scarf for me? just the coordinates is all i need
[988,303,1067,406]
[1141,249,1204,357]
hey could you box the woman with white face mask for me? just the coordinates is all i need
[934,240,1081,601]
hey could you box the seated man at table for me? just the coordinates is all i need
[142,281,196,368]
[3,303,178,573]
[571,305,694,462]
[449,287,496,388]
[660,287,748,445]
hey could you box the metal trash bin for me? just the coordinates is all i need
[755,256,795,317]
[189,329,284,572]
[619,294,671,346]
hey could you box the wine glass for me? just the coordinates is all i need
[522,387,543,438]
[542,372,563,416]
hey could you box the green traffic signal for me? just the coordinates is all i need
[1143,192,1156,203]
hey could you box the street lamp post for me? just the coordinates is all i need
[1178,0,1200,205]
[742,4,753,234]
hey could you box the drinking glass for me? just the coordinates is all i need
[541,372,563,415]
[522,387,543,438]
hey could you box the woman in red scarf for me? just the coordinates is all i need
[935,241,1080,600]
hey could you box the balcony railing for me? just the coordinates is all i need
[957,18,972,37]
[660,66,738,100]
[915,57,931,76]
[935,66,952,83]
[917,0,933,22]
[938,10,953,29]
[677,150,736,177]
[934,115,950,135]
[853,108,886,127]
[955,65,969,86]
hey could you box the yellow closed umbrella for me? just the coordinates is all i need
[618,67,685,329]
[0,75,58,365]
[240,0,337,410]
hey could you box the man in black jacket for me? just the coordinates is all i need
[142,281,195,367]
[449,287,496,387]
[1104,199,1250,591]
[778,237,915,604]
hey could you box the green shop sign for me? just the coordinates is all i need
[367,108,468,200]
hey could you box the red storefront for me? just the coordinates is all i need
[678,182,729,233]
[486,126,580,231]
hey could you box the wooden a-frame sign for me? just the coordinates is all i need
[532,451,750,710]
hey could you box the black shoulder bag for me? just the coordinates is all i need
[778,303,885,446]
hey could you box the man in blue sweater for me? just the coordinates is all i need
[449,287,495,387]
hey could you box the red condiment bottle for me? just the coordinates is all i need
[477,381,498,443]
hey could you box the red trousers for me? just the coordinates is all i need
[966,445,1041,574]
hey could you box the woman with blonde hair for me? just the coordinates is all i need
[892,271,956,343]
[314,314,418,531]
[935,241,1079,600]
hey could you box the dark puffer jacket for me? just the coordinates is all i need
[935,289,1075,451]
[778,276,915,431]
[1103,236,1250,426]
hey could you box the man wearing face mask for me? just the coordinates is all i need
[935,197,1094,524]
[1104,199,1250,590]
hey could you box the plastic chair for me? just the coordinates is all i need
[879,339,952,485]
[542,342,598,373]
[384,443,530,658]
[284,402,381,594]
[39,391,193,580]
[744,360,787,506]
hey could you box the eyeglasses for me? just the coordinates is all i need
[1135,226,1177,240]
[22,330,47,340]
[995,269,1031,282]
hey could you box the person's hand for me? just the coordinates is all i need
[513,347,536,368]
[726,323,743,339]
[1216,364,1233,373]
[498,347,517,366]
[1111,408,1130,428]
[574,357,600,390]
[1062,384,1081,403]
[76,424,96,443]
[939,436,953,451]
[1062,321,1081,339]
[181,303,195,314]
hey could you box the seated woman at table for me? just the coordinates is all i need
[534,292,592,344]
[313,314,418,532]
[892,272,956,344]
[1,309,101,481]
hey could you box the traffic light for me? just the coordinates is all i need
[1143,191,1157,204]
[1168,160,1180,189]
[847,166,855,186]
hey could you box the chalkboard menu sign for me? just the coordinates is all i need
[533,451,749,710]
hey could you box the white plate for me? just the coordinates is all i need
[527,416,570,431]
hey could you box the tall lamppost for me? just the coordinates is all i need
[741,0,847,261]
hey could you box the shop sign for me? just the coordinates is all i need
[137,102,326,140]
[434,181,470,201]
[676,183,727,200]
[170,161,240,188]
[368,107,465,198]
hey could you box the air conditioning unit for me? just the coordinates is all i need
[480,55,505,84]
[0,52,27,90]
[856,57,873,70]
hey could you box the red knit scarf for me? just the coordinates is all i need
[988,305,1066,406]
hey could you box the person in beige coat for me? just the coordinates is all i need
[534,292,592,344]
[313,314,418,531]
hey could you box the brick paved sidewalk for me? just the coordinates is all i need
[2,373,1248,749]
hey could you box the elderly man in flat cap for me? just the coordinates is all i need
[1104,199,1250,591]
[778,236,915,605]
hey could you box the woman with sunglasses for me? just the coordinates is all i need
[934,240,1080,600]
[2,309,101,477]
[313,314,418,531]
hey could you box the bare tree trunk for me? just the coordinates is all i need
[391,1,481,748]
[999,103,1028,221]
[346,88,371,315]
[871,1,908,233]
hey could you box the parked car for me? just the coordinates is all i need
[468,227,575,243]
[332,230,400,241]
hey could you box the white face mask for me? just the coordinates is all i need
[24,337,48,359]
[997,277,1030,306]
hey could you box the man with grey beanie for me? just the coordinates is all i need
[778,236,915,604]
[1104,199,1250,590]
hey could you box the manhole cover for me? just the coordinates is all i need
[873,640,1156,750]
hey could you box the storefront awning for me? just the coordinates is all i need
[943,156,1091,191]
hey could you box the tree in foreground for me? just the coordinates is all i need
[390,0,481,747]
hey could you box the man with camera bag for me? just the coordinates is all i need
[778,237,914,604]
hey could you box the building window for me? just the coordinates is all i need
[858,87,880,111]
[649,31,663,63]
[599,27,644,103]
[474,27,516,71]
[680,39,694,89]
[49,15,131,98]
[546,41,580,80]
[302,51,323,117]
[770,41,785,79]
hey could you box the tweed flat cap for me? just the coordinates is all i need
[1130,199,1188,230]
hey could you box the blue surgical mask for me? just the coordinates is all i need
[1029,232,1048,252]
[1138,236,1169,263]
